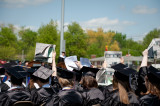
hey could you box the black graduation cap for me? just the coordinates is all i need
[73,69,82,81]
[2,63,17,70]
[32,66,53,80]
[147,65,160,81]
[111,63,137,81]
[57,67,75,79]
[80,66,99,78]
[7,66,28,79]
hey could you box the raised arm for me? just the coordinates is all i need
[52,51,57,76]
[140,49,148,67]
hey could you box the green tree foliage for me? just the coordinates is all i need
[37,20,58,44]
[18,28,37,54]
[0,46,16,60]
[65,22,88,58]
[0,26,17,47]
[143,28,160,48]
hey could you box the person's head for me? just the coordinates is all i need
[57,62,67,69]
[57,67,75,88]
[32,66,53,87]
[62,52,65,56]
[10,76,23,86]
[80,76,98,89]
[25,61,29,66]
[145,66,160,99]
[58,77,74,88]
[112,63,137,104]
[18,61,22,65]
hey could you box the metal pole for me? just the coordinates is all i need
[60,0,65,55]
[128,49,130,67]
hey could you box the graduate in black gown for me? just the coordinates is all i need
[101,63,139,106]
[0,67,10,92]
[46,67,83,106]
[79,66,104,106]
[31,66,56,106]
[139,49,160,106]
[5,65,31,106]
[0,92,10,106]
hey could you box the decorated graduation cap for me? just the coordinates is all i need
[57,67,75,79]
[80,66,99,78]
[33,66,53,80]
[6,66,28,79]
[111,63,137,81]
[147,65,160,83]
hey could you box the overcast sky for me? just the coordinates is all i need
[0,0,160,41]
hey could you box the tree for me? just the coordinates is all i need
[0,26,17,47]
[143,28,160,48]
[18,28,37,54]
[65,22,88,58]
[0,46,16,60]
[37,20,58,44]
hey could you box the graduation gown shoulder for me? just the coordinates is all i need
[140,94,160,106]
[0,82,10,92]
[6,88,31,105]
[31,87,56,106]
[101,90,139,106]
[82,88,104,106]
[46,89,83,106]
[0,92,10,106]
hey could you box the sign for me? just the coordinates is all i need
[104,51,122,67]
[34,43,56,63]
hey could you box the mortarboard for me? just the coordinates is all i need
[57,67,75,79]
[6,66,28,79]
[73,69,82,81]
[80,66,99,78]
[147,65,160,82]
[32,66,53,80]
[111,63,137,81]
[2,63,17,70]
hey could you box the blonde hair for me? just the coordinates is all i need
[113,76,131,104]
[58,77,74,88]
[145,76,160,99]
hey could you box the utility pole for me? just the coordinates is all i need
[60,0,65,55]
[128,49,130,67]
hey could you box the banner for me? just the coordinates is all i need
[34,43,56,63]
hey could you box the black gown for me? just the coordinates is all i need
[82,88,104,106]
[46,89,83,106]
[0,92,10,106]
[31,86,57,106]
[6,87,31,106]
[99,84,113,99]
[0,81,10,92]
[101,90,139,106]
[140,94,160,106]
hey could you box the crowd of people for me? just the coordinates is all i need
[0,49,160,106]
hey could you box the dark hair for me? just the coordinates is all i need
[80,76,98,89]
[0,68,5,75]
[11,76,23,86]
[57,62,67,69]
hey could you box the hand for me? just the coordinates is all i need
[120,57,124,64]
[75,61,83,69]
[142,49,148,57]
[102,60,107,69]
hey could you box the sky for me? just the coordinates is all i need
[0,0,160,41]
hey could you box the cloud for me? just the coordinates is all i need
[0,0,53,8]
[78,17,135,32]
[132,6,158,14]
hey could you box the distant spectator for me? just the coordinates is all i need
[58,52,66,63]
